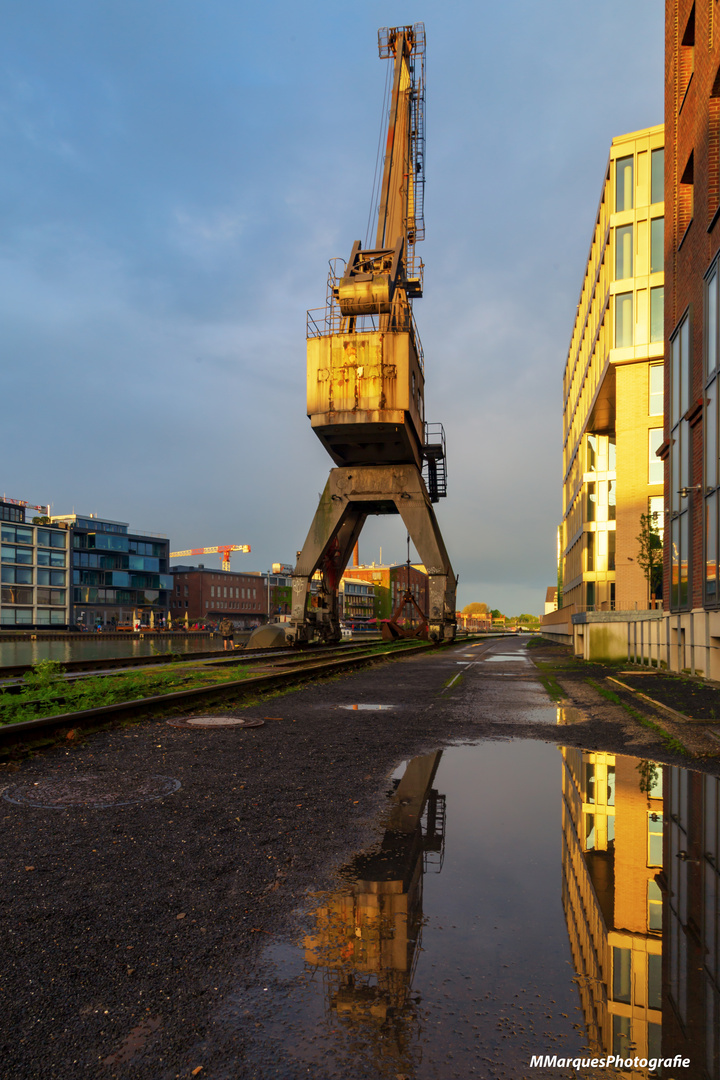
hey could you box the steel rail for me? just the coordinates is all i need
[0,638,452,750]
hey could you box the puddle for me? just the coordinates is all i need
[339,704,397,712]
[230,741,717,1079]
[556,705,586,724]
[485,654,528,663]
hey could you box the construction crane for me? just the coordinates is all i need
[169,545,251,572]
[287,24,455,646]
[2,496,51,516]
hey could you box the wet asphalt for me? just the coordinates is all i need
[0,635,715,1079]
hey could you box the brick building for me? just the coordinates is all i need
[340,563,429,621]
[169,566,268,628]
[663,0,720,676]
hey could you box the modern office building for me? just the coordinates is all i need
[561,748,663,1073]
[560,126,665,619]
[51,513,172,629]
[662,1,720,676]
[1,498,71,628]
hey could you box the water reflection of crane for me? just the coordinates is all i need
[303,751,445,1075]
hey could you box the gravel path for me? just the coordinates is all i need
[1,635,716,1079]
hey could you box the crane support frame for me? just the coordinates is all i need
[288,464,456,645]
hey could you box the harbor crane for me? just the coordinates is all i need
[169,544,250,572]
[287,23,455,645]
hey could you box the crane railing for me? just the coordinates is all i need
[306,259,425,373]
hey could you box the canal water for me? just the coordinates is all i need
[220,739,714,1080]
[0,634,218,669]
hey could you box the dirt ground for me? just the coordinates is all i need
[0,635,717,1079]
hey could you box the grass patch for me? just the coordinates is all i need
[537,671,565,702]
[585,678,689,756]
[0,658,253,726]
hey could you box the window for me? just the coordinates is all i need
[585,813,595,849]
[586,532,595,572]
[648,812,664,865]
[648,953,662,1008]
[615,292,633,347]
[1,585,33,604]
[651,147,664,204]
[649,429,664,484]
[616,156,633,212]
[1,566,32,585]
[649,496,665,538]
[37,569,65,587]
[650,286,664,342]
[607,766,616,805]
[586,434,597,472]
[608,529,616,570]
[615,224,633,279]
[36,549,65,567]
[1,525,33,546]
[587,482,596,522]
[650,217,664,273]
[585,763,596,803]
[613,947,632,1003]
[36,529,65,549]
[648,881,663,932]
[670,313,691,608]
[679,151,694,237]
[1,545,33,565]
[586,581,595,609]
[649,364,664,415]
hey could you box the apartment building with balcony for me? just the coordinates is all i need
[1,499,70,628]
[556,126,665,658]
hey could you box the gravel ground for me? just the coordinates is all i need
[1,635,717,1079]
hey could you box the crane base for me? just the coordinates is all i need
[286,464,456,646]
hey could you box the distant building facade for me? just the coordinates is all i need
[339,577,376,624]
[51,513,171,629]
[560,126,665,615]
[170,565,267,627]
[1,499,70,628]
[340,563,429,621]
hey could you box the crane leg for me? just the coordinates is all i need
[287,464,455,645]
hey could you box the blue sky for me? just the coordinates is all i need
[1,0,664,614]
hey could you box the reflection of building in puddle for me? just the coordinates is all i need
[303,751,445,1075]
[562,749,662,1078]
[556,705,585,724]
[663,767,720,1077]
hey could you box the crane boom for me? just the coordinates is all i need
[169,544,251,572]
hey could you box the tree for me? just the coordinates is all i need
[636,512,663,602]
[32,515,51,525]
[490,609,504,620]
[462,602,488,615]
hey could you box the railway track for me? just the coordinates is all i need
[0,637,468,751]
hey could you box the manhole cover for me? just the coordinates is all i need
[167,715,265,729]
[339,704,397,711]
[2,775,181,810]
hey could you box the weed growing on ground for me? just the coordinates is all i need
[586,678,689,755]
[0,659,252,726]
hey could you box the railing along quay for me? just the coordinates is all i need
[0,638,452,751]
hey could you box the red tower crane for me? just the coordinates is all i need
[169,544,251,572]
